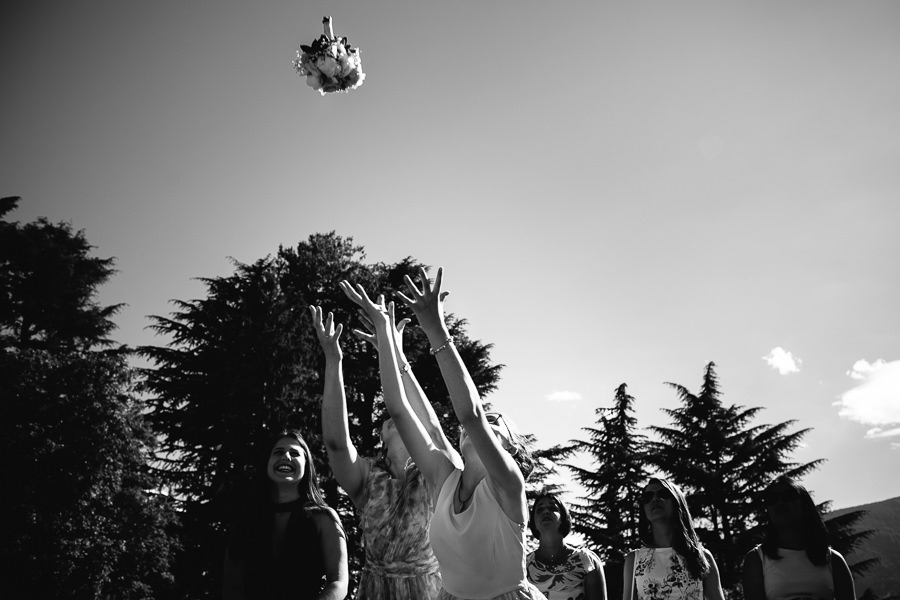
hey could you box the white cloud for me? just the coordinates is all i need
[834,359,900,435]
[545,390,582,403]
[762,347,801,375]
[847,358,887,380]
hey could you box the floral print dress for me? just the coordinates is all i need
[526,546,603,600]
[632,547,701,600]
[356,459,442,600]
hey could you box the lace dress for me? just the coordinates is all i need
[632,547,702,600]
[356,459,441,600]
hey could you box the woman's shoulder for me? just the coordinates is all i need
[573,546,603,570]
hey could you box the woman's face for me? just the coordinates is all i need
[642,481,676,523]
[267,437,307,485]
[765,484,803,526]
[533,496,565,538]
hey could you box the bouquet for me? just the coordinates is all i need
[293,16,365,95]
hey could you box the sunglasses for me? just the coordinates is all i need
[640,488,675,504]
[764,489,800,506]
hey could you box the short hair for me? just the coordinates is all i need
[528,492,572,538]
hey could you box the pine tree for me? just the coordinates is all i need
[0,197,177,599]
[562,384,649,599]
[649,362,823,589]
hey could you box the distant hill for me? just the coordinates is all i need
[829,496,900,598]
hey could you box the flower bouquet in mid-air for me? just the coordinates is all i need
[293,16,365,95]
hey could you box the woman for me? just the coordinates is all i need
[526,492,607,600]
[623,478,724,600]
[341,267,543,600]
[742,477,855,600]
[310,305,459,599]
[222,429,348,600]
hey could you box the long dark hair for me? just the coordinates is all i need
[760,477,830,566]
[637,478,710,580]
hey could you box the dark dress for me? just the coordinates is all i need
[228,498,332,598]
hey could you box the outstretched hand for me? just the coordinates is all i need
[352,301,411,354]
[309,306,343,361]
[339,281,393,333]
[396,267,450,335]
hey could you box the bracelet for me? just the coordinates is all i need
[399,363,411,376]
[429,335,455,355]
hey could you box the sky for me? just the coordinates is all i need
[3,1,899,511]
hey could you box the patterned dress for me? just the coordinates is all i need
[356,458,441,600]
[632,547,702,600]
[526,546,603,600]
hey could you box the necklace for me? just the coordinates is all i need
[539,544,571,565]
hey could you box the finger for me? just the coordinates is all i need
[340,280,363,305]
[440,291,450,302]
[396,289,416,306]
[357,310,376,333]
[397,318,411,333]
[403,274,422,298]
[376,294,387,311]
[325,312,335,334]
[354,283,377,307]
[333,322,343,340]
[433,266,444,295]
[351,329,375,345]
[309,305,323,328]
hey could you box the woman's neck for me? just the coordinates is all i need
[386,447,409,479]
[651,523,674,548]
[537,535,569,561]
[776,526,806,550]
[271,484,301,504]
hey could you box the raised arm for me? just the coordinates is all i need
[352,304,462,469]
[340,282,456,493]
[309,306,369,507]
[398,267,525,518]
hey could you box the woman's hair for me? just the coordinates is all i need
[760,476,830,565]
[638,478,710,580]
[528,492,572,538]
[491,413,535,480]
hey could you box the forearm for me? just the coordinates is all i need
[316,581,348,600]
[321,358,352,450]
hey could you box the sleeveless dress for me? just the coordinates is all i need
[356,458,442,600]
[229,500,332,598]
[429,469,544,600]
[632,547,702,600]
[756,546,834,600]
[526,546,603,600]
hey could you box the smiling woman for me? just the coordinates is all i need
[222,430,349,600]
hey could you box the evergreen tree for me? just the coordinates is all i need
[139,232,503,597]
[562,384,649,599]
[0,197,177,599]
[649,362,823,589]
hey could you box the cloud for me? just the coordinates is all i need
[847,358,887,380]
[762,347,801,375]
[834,359,900,436]
[545,390,582,403]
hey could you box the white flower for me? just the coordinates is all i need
[305,73,322,90]
[315,55,339,77]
